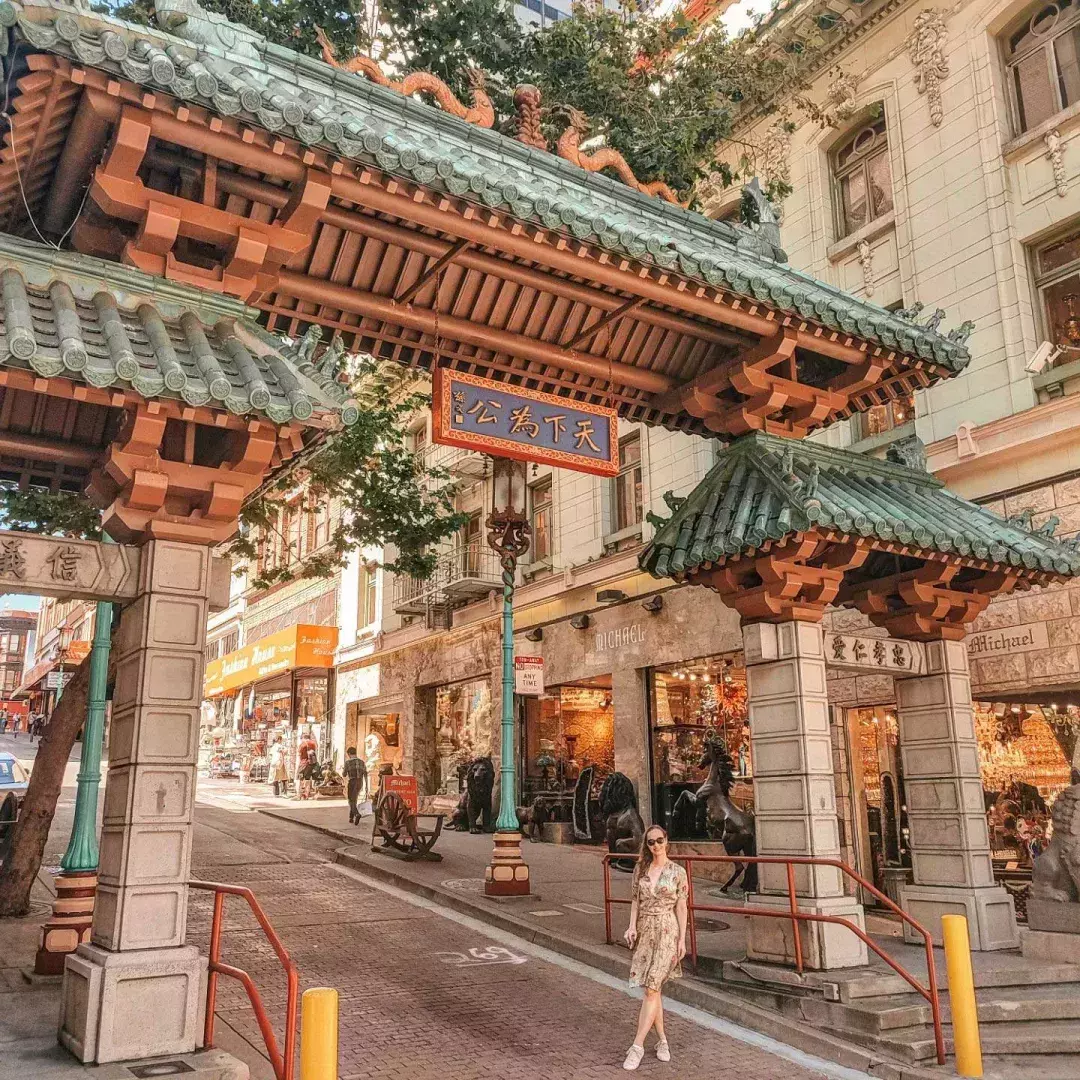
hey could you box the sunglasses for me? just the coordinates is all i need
[646,836,666,847]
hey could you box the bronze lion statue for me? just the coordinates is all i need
[447,756,495,834]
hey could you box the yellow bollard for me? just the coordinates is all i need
[300,987,339,1080]
[941,915,982,1078]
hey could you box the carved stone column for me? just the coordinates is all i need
[59,540,211,1062]
[895,638,1019,950]
[743,620,868,969]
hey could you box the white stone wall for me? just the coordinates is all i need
[715,0,1080,448]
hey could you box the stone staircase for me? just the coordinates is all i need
[702,956,1080,1079]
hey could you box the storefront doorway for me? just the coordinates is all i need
[434,677,494,794]
[648,652,751,835]
[344,703,404,785]
[521,676,615,805]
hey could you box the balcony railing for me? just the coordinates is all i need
[391,541,503,615]
[418,442,490,480]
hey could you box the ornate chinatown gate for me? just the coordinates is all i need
[0,0,1076,1064]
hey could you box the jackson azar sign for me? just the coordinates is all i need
[432,369,619,477]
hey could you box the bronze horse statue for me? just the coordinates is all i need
[673,732,757,893]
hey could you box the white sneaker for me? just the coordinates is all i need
[656,1040,671,1062]
[623,1044,645,1071]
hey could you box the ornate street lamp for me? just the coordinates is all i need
[484,456,531,896]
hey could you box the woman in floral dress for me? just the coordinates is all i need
[622,825,688,1070]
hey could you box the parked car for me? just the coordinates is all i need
[0,752,29,852]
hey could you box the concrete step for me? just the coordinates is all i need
[873,1019,1080,1062]
[983,1054,1080,1080]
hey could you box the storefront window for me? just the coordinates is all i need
[649,654,750,836]
[435,678,494,793]
[295,674,330,758]
[521,678,615,803]
[345,703,403,785]
[977,702,1074,868]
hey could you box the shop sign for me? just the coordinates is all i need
[593,623,647,655]
[826,633,926,675]
[204,624,339,698]
[384,774,419,814]
[514,655,544,695]
[432,369,619,477]
[967,622,1049,658]
[45,670,73,690]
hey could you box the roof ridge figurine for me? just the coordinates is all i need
[314,27,494,129]
[153,0,264,60]
[554,105,685,207]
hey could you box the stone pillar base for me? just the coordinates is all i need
[484,831,530,897]
[746,894,869,970]
[59,942,207,1063]
[901,884,1019,950]
[35,870,98,976]
[1020,927,1080,965]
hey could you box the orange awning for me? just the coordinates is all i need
[204,624,338,698]
[18,640,93,693]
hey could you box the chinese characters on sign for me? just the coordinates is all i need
[0,538,26,579]
[827,633,926,675]
[432,369,619,477]
[46,545,82,582]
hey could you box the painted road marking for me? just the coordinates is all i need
[564,902,605,914]
[437,946,527,967]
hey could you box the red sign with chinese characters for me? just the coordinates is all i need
[383,774,419,815]
[432,369,619,477]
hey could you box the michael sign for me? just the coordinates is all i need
[594,623,647,653]
[967,622,1049,658]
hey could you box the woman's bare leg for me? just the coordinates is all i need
[652,993,666,1043]
[633,989,660,1047]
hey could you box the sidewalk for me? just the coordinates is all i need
[256,802,938,1080]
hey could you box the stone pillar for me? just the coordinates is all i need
[743,620,868,969]
[895,638,1019,950]
[612,667,651,826]
[59,541,211,1063]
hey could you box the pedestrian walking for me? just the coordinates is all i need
[622,826,688,1070]
[343,746,367,825]
[268,736,288,797]
[0,709,8,734]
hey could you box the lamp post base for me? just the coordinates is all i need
[34,870,98,976]
[484,831,531,896]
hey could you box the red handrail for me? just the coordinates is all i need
[189,879,299,1080]
[602,853,945,1066]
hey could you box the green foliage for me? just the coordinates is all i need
[0,490,102,539]
[229,358,466,590]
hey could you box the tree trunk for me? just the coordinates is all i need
[0,657,91,917]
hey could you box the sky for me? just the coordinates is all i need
[649,0,776,33]
[0,594,41,613]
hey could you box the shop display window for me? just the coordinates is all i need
[851,706,907,896]
[648,654,750,835]
[295,674,330,758]
[521,678,615,804]
[435,678,494,793]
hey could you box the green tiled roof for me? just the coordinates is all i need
[0,236,359,426]
[3,0,972,373]
[640,432,1080,581]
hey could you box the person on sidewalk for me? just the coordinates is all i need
[268,736,288,798]
[343,746,367,825]
[622,825,688,1071]
[0,709,8,735]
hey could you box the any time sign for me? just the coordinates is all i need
[432,369,619,477]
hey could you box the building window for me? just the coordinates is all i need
[1034,227,1080,363]
[613,434,643,533]
[359,564,379,628]
[832,117,893,239]
[1005,0,1080,133]
[530,479,553,562]
[858,392,916,440]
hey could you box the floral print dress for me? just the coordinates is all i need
[629,861,688,992]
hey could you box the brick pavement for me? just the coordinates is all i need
[190,805,833,1080]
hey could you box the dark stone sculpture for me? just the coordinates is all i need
[447,756,495,833]
[599,771,645,871]
[673,732,758,893]
[516,796,553,842]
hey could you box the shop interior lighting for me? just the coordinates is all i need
[641,594,663,613]
[524,627,543,642]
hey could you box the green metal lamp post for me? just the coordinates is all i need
[484,457,531,896]
[34,592,114,974]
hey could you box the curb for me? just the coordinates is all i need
[257,806,945,1080]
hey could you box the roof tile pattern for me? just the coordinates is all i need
[641,432,1080,580]
[0,237,358,426]
[2,0,971,373]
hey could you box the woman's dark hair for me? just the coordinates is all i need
[633,825,668,886]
